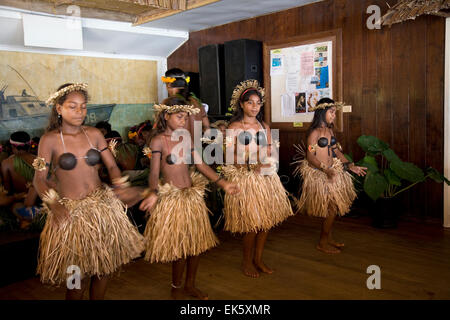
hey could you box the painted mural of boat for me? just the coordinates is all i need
[0,85,115,141]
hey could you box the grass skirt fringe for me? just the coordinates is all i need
[143,172,218,263]
[222,165,294,233]
[37,186,145,286]
[295,158,356,217]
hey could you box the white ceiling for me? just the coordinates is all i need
[0,0,321,59]
[0,6,188,59]
[141,0,323,32]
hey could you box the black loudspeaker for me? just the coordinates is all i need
[186,72,200,98]
[198,44,225,116]
[224,39,263,108]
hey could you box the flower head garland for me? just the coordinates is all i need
[229,79,265,112]
[46,83,88,106]
[210,120,229,129]
[153,104,200,116]
[308,101,345,112]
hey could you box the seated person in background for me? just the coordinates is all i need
[136,120,153,169]
[1,131,36,194]
[105,130,139,171]
[127,121,153,170]
[138,120,153,147]
[0,142,11,165]
[1,131,40,228]
[95,121,112,137]
[30,137,40,155]
[0,182,25,207]
[105,130,148,186]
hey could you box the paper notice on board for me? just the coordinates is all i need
[286,73,299,93]
[281,93,296,117]
[270,52,284,76]
[284,50,300,74]
[300,51,314,76]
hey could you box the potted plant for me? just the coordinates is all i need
[353,135,450,228]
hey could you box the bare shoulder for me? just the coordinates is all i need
[227,121,241,130]
[261,121,271,130]
[149,134,164,150]
[84,126,103,138]
[1,156,12,168]
[40,131,59,145]
[307,128,320,142]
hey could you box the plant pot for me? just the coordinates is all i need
[370,197,400,229]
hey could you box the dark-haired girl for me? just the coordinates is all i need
[33,83,144,299]
[162,68,210,139]
[139,96,239,300]
[294,98,366,254]
[222,80,293,278]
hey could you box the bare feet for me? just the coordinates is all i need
[184,286,208,300]
[171,287,185,300]
[242,262,259,278]
[316,243,341,254]
[254,261,274,274]
[328,239,345,248]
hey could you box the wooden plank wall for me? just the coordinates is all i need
[167,0,446,221]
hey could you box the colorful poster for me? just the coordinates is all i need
[315,65,329,89]
[306,90,320,111]
[270,51,284,76]
[295,92,306,113]
[300,51,314,76]
[314,45,328,67]
[306,88,331,112]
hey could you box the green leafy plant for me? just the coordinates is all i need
[355,135,450,201]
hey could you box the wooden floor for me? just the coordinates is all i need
[1,213,450,300]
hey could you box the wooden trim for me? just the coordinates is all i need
[444,17,450,227]
[133,0,220,26]
[263,29,343,132]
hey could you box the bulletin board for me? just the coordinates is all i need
[263,30,343,132]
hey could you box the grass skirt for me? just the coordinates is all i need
[295,158,356,217]
[143,172,218,263]
[222,165,294,233]
[37,186,145,286]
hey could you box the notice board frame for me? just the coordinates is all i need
[263,29,343,132]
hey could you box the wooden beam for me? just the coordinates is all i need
[133,0,220,26]
[0,0,135,22]
[47,0,163,15]
[116,0,182,10]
